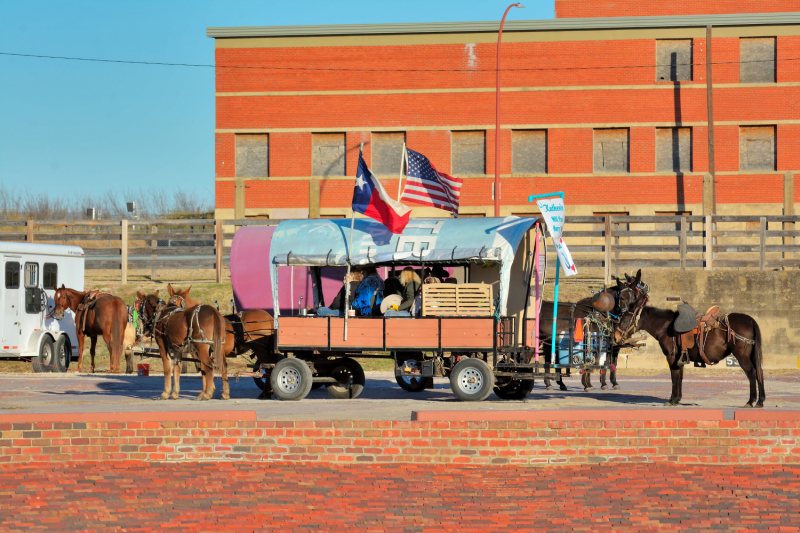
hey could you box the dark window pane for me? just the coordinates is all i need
[5,262,20,288]
[43,263,58,290]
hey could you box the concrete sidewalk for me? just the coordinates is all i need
[0,371,796,420]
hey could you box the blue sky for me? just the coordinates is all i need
[0,0,555,201]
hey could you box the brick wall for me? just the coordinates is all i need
[2,411,798,465]
[555,0,800,18]
[215,27,800,213]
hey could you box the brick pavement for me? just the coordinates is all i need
[1,462,798,532]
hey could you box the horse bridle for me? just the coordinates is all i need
[613,283,649,344]
[168,294,187,309]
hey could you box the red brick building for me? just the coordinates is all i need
[208,0,800,220]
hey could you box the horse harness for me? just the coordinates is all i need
[140,301,219,356]
[673,307,755,366]
[613,285,649,347]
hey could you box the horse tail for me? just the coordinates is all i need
[751,316,763,384]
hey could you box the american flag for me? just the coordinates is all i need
[402,149,463,217]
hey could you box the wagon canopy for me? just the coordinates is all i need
[270,217,537,317]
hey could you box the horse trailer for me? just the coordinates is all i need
[1,242,84,372]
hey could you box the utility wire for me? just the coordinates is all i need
[1,51,797,73]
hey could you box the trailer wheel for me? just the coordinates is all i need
[270,358,313,401]
[395,375,426,393]
[449,358,494,402]
[32,336,56,373]
[494,379,534,400]
[325,358,365,399]
[51,335,71,373]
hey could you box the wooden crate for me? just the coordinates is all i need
[422,284,493,317]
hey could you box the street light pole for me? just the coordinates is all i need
[494,3,524,218]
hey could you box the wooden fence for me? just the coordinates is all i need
[1,216,797,283]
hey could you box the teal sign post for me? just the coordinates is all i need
[528,191,569,366]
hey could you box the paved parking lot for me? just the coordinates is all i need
[1,462,798,532]
[1,370,797,420]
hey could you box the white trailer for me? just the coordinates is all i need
[1,242,84,372]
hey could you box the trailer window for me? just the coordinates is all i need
[5,262,20,288]
[24,263,39,288]
[43,263,57,290]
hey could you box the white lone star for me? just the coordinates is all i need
[355,175,367,191]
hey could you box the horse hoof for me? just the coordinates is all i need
[222,394,230,401]
[742,403,754,409]
[170,394,179,400]
[159,394,169,401]
[559,384,568,391]
[584,387,594,392]
[664,401,677,406]
[613,385,620,390]
[601,385,608,391]
[545,385,553,391]
[755,404,764,409]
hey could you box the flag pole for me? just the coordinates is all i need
[397,142,406,201]
[343,143,364,341]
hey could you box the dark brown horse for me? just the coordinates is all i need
[538,287,622,392]
[53,285,130,373]
[611,275,765,408]
[167,284,277,397]
[137,291,228,400]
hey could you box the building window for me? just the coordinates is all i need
[512,130,547,174]
[740,37,776,83]
[371,132,405,175]
[593,129,629,173]
[451,131,485,175]
[739,126,776,171]
[235,134,269,178]
[43,263,57,290]
[5,262,20,289]
[656,127,692,172]
[656,40,692,82]
[312,133,346,176]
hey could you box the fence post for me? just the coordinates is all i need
[705,215,713,271]
[759,216,767,270]
[151,225,158,280]
[604,216,612,284]
[26,220,34,243]
[120,219,128,284]
[680,216,687,270]
[785,171,795,269]
[215,219,223,284]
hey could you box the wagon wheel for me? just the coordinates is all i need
[449,357,494,402]
[325,357,366,399]
[395,374,427,393]
[493,378,534,400]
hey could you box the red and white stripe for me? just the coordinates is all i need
[401,170,463,216]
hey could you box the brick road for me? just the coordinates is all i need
[1,462,798,532]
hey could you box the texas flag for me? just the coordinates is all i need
[352,150,411,234]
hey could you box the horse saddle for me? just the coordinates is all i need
[674,303,698,333]
[676,304,722,366]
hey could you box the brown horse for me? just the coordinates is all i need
[611,274,765,408]
[53,285,130,373]
[137,291,228,400]
[166,284,276,396]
